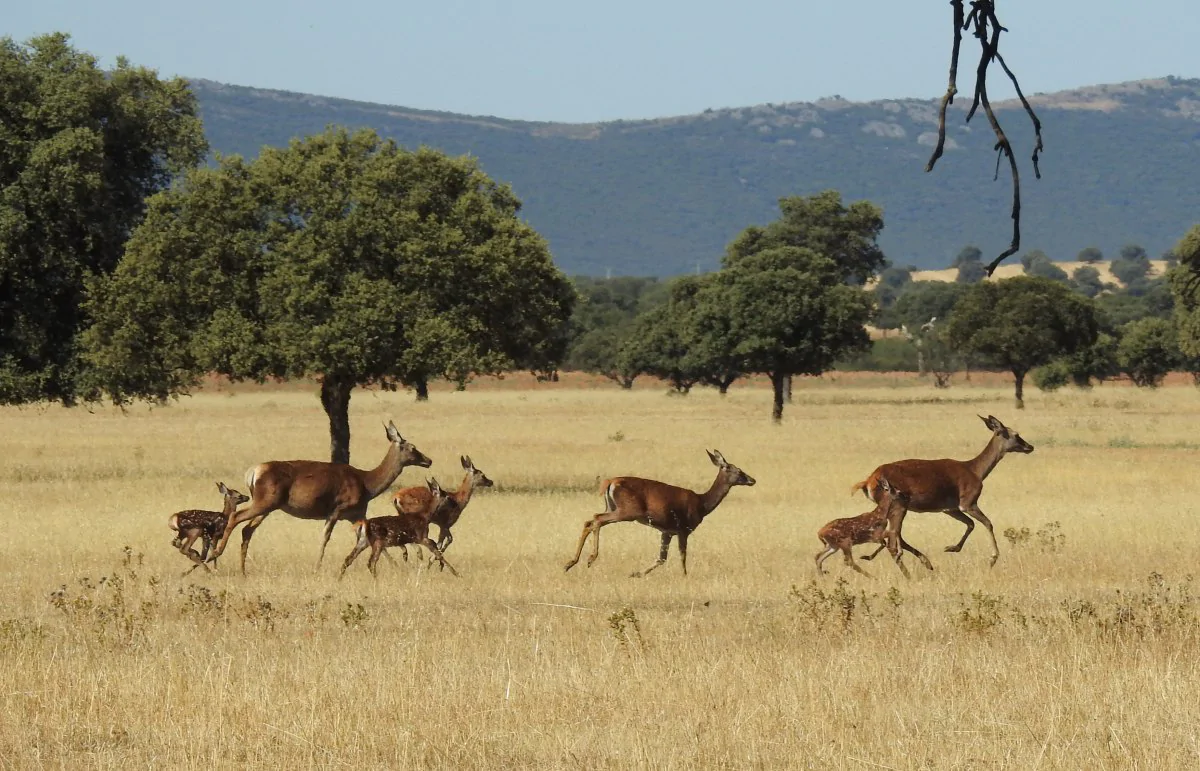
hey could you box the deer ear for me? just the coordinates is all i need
[879,477,891,494]
[461,455,471,470]
[216,481,227,494]
[710,449,729,466]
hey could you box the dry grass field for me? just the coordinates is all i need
[2,375,1199,769]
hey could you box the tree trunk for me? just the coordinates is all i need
[320,376,353,464]
[718,382,729,396]
[1013,369,1026,410]
[770,372,787,423]
[620,376,634,390]
[414,378,429,401]
[784,375,793,403]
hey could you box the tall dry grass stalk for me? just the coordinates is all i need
[1,378,1198,768]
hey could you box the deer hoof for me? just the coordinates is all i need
[943,545,963,553]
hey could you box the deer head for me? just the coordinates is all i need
[877,476,911,508]
[706,449,756,487]
[385,420,433,467]
[461,455,494,490]
[979,415,1035,455]
[216,482,250,507]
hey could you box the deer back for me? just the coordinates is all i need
[865,459,980,512]
[247,460,369,519]
[606,476,704,528]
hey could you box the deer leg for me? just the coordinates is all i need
[367,542,386,577]
[421,538,459,577]
[211,503,269,561]
[631,532,672,578]
[563,520,595,572]
[438,527,454,554]
[843,548,873,578]
[339,539,371,579]
[316,517,340,569]
[859,543,886,562]
[943,509,976,553]
[896,536,934,571]
[964,504,1000,567]
[178,533,211,574]
[677,533,689,576]
[238,515,266,575]
[383,549,402,568]
[815,543,837,574]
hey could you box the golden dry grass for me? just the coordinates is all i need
[2,378,1199,769]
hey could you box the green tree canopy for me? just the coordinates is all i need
[1076,246,1104,264]
[947,276,1100,408]
[715,246,873,421]
[1169,224,1200,362]
[620,277,707,394]
[890,281,970,334]
[1117,317,1181,387]
[564,276,666,388]
[724,190,886,285]
[0,33,207,404]
[82,127,573,463]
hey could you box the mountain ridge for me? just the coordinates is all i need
[190,76,1200,276]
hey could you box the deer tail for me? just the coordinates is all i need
[167,513,179,532]
[603,480,619,513]
[850,478,871,499]
[244,465,261,495]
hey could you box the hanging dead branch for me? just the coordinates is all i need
[925,0,1043,276]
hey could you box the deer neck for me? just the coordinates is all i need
[361,442,405,499]
[452,473,475,508]
[698,473,736,517]
[966,434,1007,481]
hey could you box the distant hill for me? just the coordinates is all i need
[191,77,1200,276]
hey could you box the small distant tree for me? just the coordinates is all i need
[1070,266,1106,298]
[892,282,970,333]
[717,246,873,421]
[725,190,886,285]
[1020,250,1068,282]
[952,245,984,268]
[620,277,706,394]
[567,323,642,388]
[1076,246,1104,264]
[947,277,1100,408]
[1111,245,1152,286]
[1117,317,1181,387]
[956,260,988,284]
[953,245,988,284]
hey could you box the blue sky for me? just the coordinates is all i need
[7,1,1198,122]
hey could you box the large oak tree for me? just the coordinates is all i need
[82,127,574,463]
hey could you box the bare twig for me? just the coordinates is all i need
[925,0,1043,275]
[924,0,965,173]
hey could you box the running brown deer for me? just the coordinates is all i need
[392,455,492,562]
[168,482,249,574]
[209,420,432,573]
[852,415,1034,567]
[563,449,756,577]
[815,477,915,578]
[339,478,459,577]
